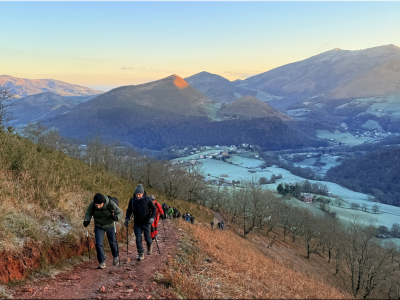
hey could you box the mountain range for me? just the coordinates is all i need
[42,75,322,150]
[6,44,400,148]
[0,75,103,98]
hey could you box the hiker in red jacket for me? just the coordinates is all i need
[150,195,164,240]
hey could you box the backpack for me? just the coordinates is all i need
[92,195,119,215]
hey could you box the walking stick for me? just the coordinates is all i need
[126,223,129,256]
[154,237,161,255]
[86,227,90,262]
[161,217,166,241]
[114,221,121,268]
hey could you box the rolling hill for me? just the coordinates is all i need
[0,75,103,97]
[217,96,292,120]
[5,92,77,126]
[184,71,256,103]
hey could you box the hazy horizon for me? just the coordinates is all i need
[1,1,400,91]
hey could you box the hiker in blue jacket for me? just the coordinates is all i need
[124,184,156,261]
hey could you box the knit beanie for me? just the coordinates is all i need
[150,195,155,200]
[94,193,105,204]
[135,184,144,194]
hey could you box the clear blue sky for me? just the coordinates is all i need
[1,1,400,90]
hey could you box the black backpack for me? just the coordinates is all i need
[92,195,119,215]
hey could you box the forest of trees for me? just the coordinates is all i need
[326,147,400,207]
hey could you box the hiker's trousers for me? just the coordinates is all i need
[94,226,119,263]
[133,223,152,254]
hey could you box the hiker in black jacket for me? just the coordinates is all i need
[124,184,156,261]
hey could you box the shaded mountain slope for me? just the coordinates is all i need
[78,74,211,118]
[217,96,292,120]
[185,71,258,103]
[6,92,77,126]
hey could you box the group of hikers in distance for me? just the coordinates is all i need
[211,217,224,230]
[82,184,195,269]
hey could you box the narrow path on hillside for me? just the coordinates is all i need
[10,219,180,300]
[213,210,225,223]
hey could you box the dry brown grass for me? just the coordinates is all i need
[162,220,352,299]
[0,131,137,253]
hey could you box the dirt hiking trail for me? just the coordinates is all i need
[10,219,180,299]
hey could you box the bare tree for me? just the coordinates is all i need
[0,86,15,126]
[344,218,397,298]
[391,223,400,238]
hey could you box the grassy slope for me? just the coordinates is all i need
[159,219,351,299]
[0,130,136,253]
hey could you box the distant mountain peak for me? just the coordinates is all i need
[172,74,189,89]
[0,75,103,98]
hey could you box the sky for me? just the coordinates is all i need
[1,1,400,91]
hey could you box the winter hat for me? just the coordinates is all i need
[150,195,155,200]
[135,184,144,194]
[94,193,105,204]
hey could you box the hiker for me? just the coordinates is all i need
[190,215,195,224]
[150,195,164,241]
[218,222,221,229]
[210,221,214,229]
[167,206,174,219]
[162,204,168,219]
[83,193,123,269]
[185,213,191,223]
[220,221,224,230]
[124,184,157,261]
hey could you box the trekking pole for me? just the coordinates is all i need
[154,237,161,255]
[86,227,90,262]
[114,220,120,268]
[126,222,129,256]
[161,217,166,241]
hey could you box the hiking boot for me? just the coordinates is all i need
[137,253,144,261]
[113,257,119,266]
[147,244,152,255]
[98,262,106,269]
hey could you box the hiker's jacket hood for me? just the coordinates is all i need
[125,195,156,225]
[84,195,123,230]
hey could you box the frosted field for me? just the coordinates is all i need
[293,155,341,176]
[177,149,400,229]
[316,130,372,146]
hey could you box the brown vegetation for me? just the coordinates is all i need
[162,220,350,299]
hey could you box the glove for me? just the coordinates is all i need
[149,218,155,224]
[111,215,118,221]
[124,219,129,227]
[83,220,90,227]
[161,214,165,220]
